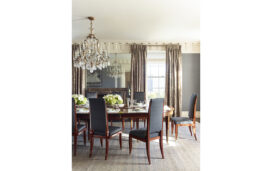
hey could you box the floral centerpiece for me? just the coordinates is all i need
[72,94,87,105]
[103,94,123,106]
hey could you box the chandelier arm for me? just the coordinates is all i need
[96,39,102,56]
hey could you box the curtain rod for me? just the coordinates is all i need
[111,43,180,46]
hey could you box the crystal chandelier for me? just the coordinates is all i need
[73,17,110,73]
[107,53,123,78]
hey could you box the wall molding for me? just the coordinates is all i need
[73,41,200,54]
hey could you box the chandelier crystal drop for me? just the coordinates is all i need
[73,17,110,73]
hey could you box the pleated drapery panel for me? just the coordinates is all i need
[165,45,182,117]
[130,44,147,100]
[72,44,85,95]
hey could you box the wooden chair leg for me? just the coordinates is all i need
[175,124,178,140]
[105,138,109,160]
[171,121,174,135]
[165,118,168,143]
[193,125,197,141]
[136,119,139,129]
[130,119,133,130]
[144,119,146,127]
[159,132,164,159]
[83,130,86,145]
[146,141,151,164]
[73,135,77,156]
[89,135,94,158]
[129,135,132,154]
[100,138,103,147]
[119,133,122,149]
[188,126,192,136]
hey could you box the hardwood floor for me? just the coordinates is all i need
[72,120,200,171]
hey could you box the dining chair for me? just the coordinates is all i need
[133,92,145,102]
[72,98,87,156]
[133,92,147,128]
[89,98,122,160]
[171,93,198,141]
[129,98,164,165]
[86,92,98,98]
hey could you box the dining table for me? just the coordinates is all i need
[76,104,174,143]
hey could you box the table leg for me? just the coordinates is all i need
[122,119,125,130]
[136,118,139,129]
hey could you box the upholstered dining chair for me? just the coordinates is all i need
[133,92,145,102]
[72,98,87,156]
[171,93,198,141]
[129,98,164,165]
[86,92,98,99]
[133,92,146,128]
[89,98,122,160]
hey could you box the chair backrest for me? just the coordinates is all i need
[89,98,107,134]
[72,98,77,132]
[134,92,145,102]
[149,98,164,133]
[86,92,98,99]
[188,93,198,119]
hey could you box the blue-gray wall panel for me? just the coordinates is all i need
[182,53,200,111]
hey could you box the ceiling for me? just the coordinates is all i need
[72,0,200,43]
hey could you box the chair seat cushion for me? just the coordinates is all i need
[94,126,122,136]
[129,128,160,139]
[73,124,87,133]
[171,117,193,124]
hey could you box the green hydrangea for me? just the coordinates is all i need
[72,94,87,105]
[103,94,123,105]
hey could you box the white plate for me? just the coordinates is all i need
[107,109,120,113]
[135,103,145,107]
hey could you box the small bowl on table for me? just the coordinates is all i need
[118,104,125,108]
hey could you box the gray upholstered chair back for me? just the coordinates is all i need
[72,98,76,132]
[89,98,107,133]
[188,94,198,119]
[86,92,98,99]
[134,92,145,102]
[149,98,164,133]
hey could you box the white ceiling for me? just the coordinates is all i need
[72,0,200,43]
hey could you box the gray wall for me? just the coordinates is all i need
[182,53,200,111]
[86,68,122,88]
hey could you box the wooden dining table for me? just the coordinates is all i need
[76,105,174,143]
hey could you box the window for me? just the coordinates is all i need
[146,51,166,99]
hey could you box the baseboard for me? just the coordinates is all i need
[181,111,200,118]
